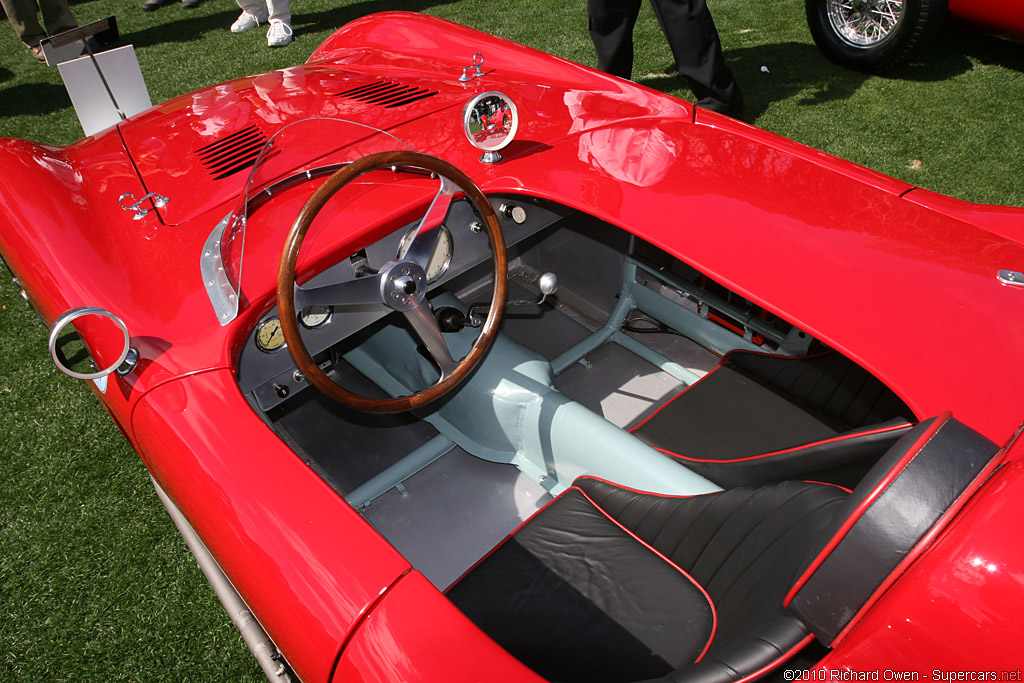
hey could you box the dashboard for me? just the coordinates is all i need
[236,193,574,413]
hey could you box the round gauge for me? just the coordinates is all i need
[397,225,453,282]
[255,317,286,353]
[300,305,333,329]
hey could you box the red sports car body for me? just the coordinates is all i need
[2,12,1023,683]
[949,0,1024,40]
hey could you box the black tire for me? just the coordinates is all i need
[806,0,948,72]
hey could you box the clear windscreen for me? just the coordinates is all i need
[205,118,413,325]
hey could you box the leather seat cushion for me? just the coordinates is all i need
[446,486,715,682]
[632,365,841,462]
[447,478,849,683]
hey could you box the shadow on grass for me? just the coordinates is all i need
[294,0,458,38]
[119,0,460,48]
[120,9,242,48]
[637,42,870,120]
[0,82,71,118]
[0,67,13,85]
[637,40,974,121]
[938,26,1024,74]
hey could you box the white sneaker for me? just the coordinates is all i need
[231,10,267,34]
[266,20,292,47]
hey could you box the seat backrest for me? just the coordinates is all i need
[725,350,913,429]
[785,412,1002,645]
[577,477,849,683]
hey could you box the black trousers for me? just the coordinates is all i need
[588,0,742,112]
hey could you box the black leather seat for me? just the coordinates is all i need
[630,350,916,488]
[446,414,1001,683]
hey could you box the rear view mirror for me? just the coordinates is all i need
[463,91,518,163]
[48,308,131,386]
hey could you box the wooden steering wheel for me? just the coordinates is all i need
[277,151,507,413]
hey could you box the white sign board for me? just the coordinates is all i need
[57,45,152,137]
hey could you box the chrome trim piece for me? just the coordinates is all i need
[118,191,169,221]
[997,270,1024,287]
[462,91,518,164]
[150,477,293,682]
[201,212,241,325]
[48,307,132,391]
[116,348,140,376]
[459,52,485,82]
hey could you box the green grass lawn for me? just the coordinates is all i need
[1,1,1022,680]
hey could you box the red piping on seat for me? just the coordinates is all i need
[723,349,836,362]
[442,488,565,593]
[573,475,720,498]
[629,369,717,433]
[783,412,950,607]
[649,422,913,464]
[629,349,876,438]
[576,488,719,664]
[801,481,854,494]
[445,477,721,592]
[446,482,721,667]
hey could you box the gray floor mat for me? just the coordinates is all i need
[273,361,439,495]
[555,342,688,429]
[363,447,553,590]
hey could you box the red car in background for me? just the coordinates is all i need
[807,0,1024,71]
[2,11,1024,683]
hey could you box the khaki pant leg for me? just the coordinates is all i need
[38,0,77,35]
[1,0,46,46]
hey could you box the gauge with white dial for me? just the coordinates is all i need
[255,317,286,352]
[300,305,333,329]
[397,225,453,282]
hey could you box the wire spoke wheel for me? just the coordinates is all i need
[828,0,906,47]
[807,0,947,71]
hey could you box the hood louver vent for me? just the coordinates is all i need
[195,126,267,180]
[334,81,438,108]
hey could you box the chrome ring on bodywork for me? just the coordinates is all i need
[828,0,905,48]
[48,307,131,380]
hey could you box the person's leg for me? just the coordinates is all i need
[37,0,77,36]
[648,0,743,113]
[264,0,291,46]
[263,0,291,46]
[587,0,643,79]
[231,0,269,33]
[1,0,47,47]
[265,0,289,26]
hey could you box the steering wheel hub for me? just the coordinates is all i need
[381,260,427,311]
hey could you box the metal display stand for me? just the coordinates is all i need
[41,17,153,137]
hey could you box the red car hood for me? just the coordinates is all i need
[119,65,463,226]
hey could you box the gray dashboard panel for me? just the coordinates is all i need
[236,194,574,405]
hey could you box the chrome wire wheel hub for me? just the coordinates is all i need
[828,0,905,47]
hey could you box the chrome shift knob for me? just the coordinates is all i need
[538,272,558,297]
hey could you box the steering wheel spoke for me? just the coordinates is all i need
[294,273,383,309]
[402,302,460,380]
[277,150,506,413]
[402,175,457,269]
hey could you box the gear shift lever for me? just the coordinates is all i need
[435,272,559,332]
[535,272,559,303]
[468,271,558,326]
